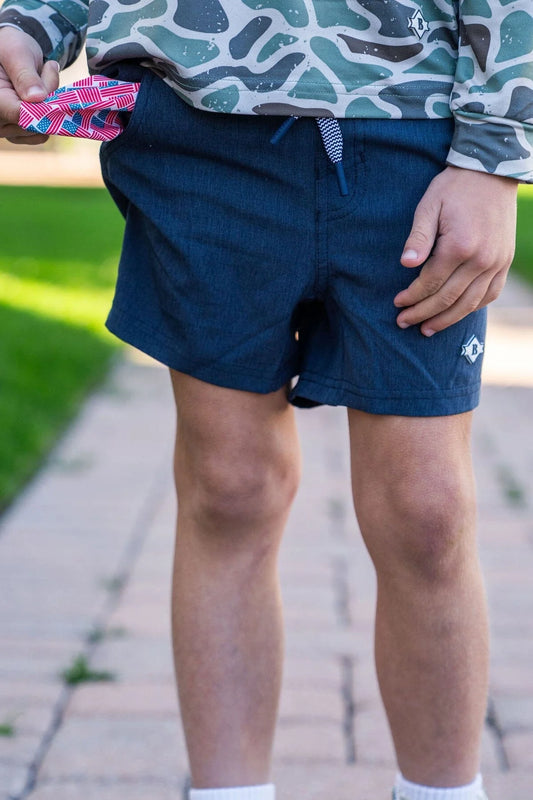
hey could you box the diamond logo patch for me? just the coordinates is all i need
[461,334,484,365]
[408,9,430,38]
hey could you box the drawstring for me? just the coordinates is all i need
[270,115,348,197]
[316,118,348,196]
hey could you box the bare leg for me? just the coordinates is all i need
[169,370,301,788]
[348,410,489,787]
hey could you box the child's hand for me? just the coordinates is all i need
[0,27,59,144]
[395,165,518,336]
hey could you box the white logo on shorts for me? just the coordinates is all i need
[461,334,484,365]
[408,9,430,38]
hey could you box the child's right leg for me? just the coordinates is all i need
[168,368,301,788]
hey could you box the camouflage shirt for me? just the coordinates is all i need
[0,0,532,180]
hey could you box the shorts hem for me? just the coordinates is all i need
[290,375,481,416]
[106,305,295,395]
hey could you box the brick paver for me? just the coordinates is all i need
[1,277,533,800]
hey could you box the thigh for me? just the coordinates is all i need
[169,369,300,479]
[348,409,477,561]
[348,409,473,479]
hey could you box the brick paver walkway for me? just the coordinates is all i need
[1,277,532,800]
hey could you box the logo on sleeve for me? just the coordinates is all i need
[408,9,430,38]
[461,334,484,365]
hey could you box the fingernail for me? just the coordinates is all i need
[423,328,435,337]
[48,60,60,72]
[398,321,410,329]
[26,85,44,99]
[402,249,418,260]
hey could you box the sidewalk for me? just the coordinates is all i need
[1,277,533,800]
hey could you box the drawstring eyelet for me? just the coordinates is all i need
[271,115,349,196]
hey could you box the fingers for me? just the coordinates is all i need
[401,270,491,337]
[394,239,457,311]
[395,245,509,336]
[0,28,59,135]
[0,113,54,141]
[395,243,494,334]
[0,122,40,136]
[0,83,24,125]
[0,30,47,102]
[0,58,59,135]
[393,165,517,337]
[7,132,49,144]
[412,268,508,336]
[400,190,441,268]
[0,28,60,145]
[394,210,514,335]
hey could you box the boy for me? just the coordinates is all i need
[0,2,530,798]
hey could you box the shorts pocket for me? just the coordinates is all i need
[100,68,154,160]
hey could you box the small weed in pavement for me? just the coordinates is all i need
[87,625,128,643]
[49,454,94,473]
[61,654,116,685]
[100,574,126,593]
[0,720,15,736]
[327,497,345,520]
[497,465,527,508]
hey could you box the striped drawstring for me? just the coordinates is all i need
[270,115,348,196]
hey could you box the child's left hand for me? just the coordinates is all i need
[395,165,518,337]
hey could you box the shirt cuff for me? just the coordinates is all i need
[447,111,533,183]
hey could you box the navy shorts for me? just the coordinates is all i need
[100,68,487,416]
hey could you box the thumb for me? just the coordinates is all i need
[401,196,440,268]
[1,36,50,102]
[40,60,60,94]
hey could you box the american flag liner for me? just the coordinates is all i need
[18,74,139,141]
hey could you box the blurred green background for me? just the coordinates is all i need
[0,186,124,512]
[514,186,533,285]
[0,183,532,514]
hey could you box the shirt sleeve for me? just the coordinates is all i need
[447,0,533,182]
[0,0,89,69]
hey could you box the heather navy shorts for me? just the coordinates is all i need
[100,67,486,416]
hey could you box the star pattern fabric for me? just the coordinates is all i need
[18,75,140,141]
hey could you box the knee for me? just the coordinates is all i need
[359,471,476,583]
[193,452,299,531]
[176,430,300,539]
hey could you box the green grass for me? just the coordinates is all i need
[0,186,125,514]
[513,186,533,284]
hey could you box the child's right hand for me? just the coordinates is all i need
[0,26,59,144]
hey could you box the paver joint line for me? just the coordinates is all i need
[340,656,357,765]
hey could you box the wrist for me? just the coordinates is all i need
[444,164,519,193]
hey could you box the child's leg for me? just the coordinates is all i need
[168,369,301,787]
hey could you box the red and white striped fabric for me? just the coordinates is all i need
[18,75,140,141]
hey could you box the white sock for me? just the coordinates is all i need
[394,772,486,800]
[190,784,275,800]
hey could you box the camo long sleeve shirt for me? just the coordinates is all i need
[0,0,532,181]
